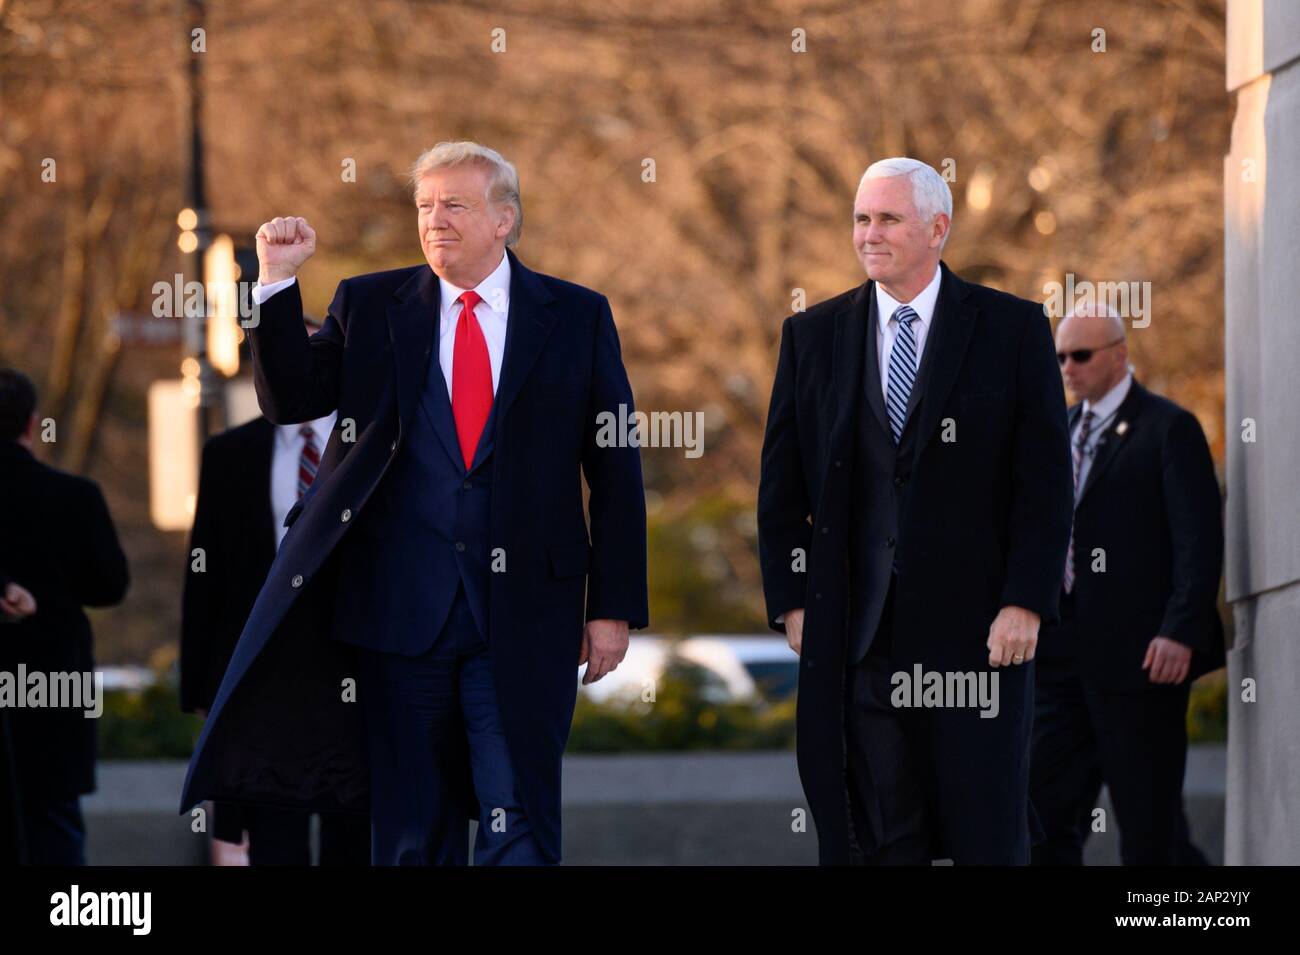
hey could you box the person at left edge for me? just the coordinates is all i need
[179,141,649,865]
[0,368,130,865]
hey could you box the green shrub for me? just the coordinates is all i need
[1187,670,1227,744]
[99,682,201,760]
[569,659,796,752]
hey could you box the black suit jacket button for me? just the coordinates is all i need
[463,481,472,490]
[340,508,352,523]
[455,541,466,552]
[894,476,905,487]
[835,459,843,468]
[821,526,829,534]
[885,536,896,548]
[291,574,304,588]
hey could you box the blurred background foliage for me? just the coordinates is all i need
[2,0,1230,741]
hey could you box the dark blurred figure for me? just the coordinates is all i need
[1,564,39,864]
[1031,306,1225,866]
[180,320,369,866]
[0,367,130,864]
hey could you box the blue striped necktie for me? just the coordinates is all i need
[886,305,919,444]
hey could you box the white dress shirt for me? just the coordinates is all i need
[1072,370,1132,499]
[436,250,510,397]
[271,412,336,550]
[874,264,943,402]
[251,275,297,305]
[251,250,511,398]
[774,266,944,627]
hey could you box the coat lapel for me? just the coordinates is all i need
[832,282,871,443]
[390,266,464,469]
[1077,379,1146,507]
[387,265,441,443]
[493,248,559,427]
[418,357,467,473]
[861,289,890,436]
[909,261,977,470]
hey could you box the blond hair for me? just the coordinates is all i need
[409,141,522,247]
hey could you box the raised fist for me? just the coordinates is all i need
[255,216,317,284]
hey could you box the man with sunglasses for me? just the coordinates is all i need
[1030,304,1225,865]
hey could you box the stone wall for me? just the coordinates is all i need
[1223,0,1300,866]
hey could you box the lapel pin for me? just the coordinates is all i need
[1115,420,1129,436]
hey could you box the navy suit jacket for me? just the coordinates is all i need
[180,248,648,862]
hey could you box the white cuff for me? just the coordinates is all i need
[252,276,297,305]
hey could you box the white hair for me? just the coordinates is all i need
[859,157,953,246]
[409,141,522,247]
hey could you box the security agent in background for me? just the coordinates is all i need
[1030,305,1225,865]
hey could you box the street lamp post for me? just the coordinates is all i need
[178,0,220,444]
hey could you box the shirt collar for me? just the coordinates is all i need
[1082,369,1133,423]
[277,411,337,447]
[438,249,511,317]
[875,263,942,334]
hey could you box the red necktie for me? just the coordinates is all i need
[297,424,320,500]
[451,289,493,469]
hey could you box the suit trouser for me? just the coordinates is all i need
[1030,599,1198,865]
[843,577,933,865]
[229,804,371,866]
[20,793,85,865]
[357,585,550,866]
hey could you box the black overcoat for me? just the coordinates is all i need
[758,263,1074,863]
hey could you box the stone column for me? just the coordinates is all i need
[1224,0,1300,865]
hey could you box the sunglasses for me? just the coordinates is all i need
[1057,338,1124,366]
